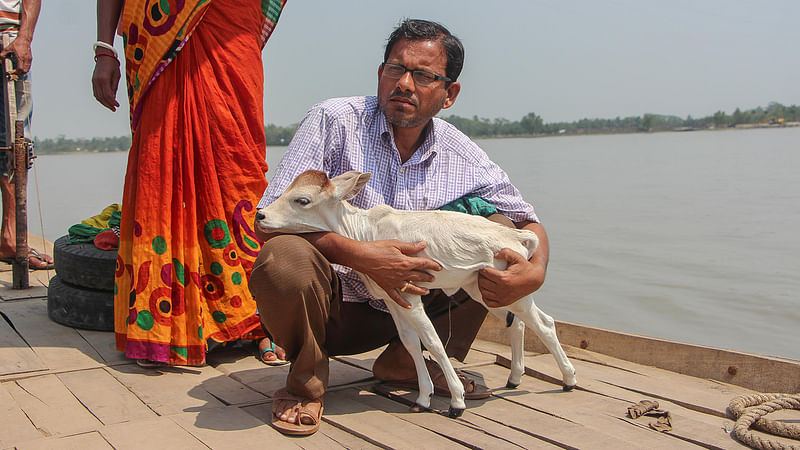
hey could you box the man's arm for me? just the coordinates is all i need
[0,0,41,75]
[92,0,124,112]
[259,230,441,309]
[478,220,549,308]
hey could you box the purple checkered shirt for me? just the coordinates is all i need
[258,96,539,310]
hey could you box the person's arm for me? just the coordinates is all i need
[478,220,549,308]
[306,231,441,309]
[258,229,441,309]
[92,0,124,112]
[0,0,41,75]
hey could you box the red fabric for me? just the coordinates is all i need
[114,0,270,365]
[93,230,119,250]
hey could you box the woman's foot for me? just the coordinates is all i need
[258,337,289,366]
[136,359,170,368]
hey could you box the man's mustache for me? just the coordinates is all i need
[389,90,415,103]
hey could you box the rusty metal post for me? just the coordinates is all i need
[12,120,28,288]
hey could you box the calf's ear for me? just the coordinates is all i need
[332,171,372,201]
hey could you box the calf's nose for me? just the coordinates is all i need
[255,212,265,221]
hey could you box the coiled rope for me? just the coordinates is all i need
[728,393,800,450]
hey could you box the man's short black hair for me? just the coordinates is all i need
[384,19,464,82]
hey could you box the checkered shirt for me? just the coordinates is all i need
[258,96,539,308]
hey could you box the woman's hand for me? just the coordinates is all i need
[92,56,121,112]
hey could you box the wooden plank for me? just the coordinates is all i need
[456,390,634,449]
[479,363,714,449]
[200,371,270,406]
[0,286,48,300]
[99,416,207,449]
[215,356,373,397]
[57,368,155,425]
[0,311,47,376]
[75,329,130,366]
[333,344,497,373]
[489,354,757,448]
[376,382,640,449]
[5,374,103,437]
[0,380,42,447]
[378,359,722,450]
[322,388,465,449]
[14,431,113,450]
[104,363,233,416]
[478,315,800,393]
[241,403,381,449]
[351,387,527,449]
[0,300,106,376]
[169,405,301,450]
[511,352,754,418]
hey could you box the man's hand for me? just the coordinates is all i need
[92,56,121,112]
[478,248,545,308]
[353,240,441,309]
[0,36,32,75]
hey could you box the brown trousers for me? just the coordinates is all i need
[248,235,489,400]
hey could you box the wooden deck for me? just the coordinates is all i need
[1,249,799,448]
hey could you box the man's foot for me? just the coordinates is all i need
[373,340,491,399]
[380,358,491,399]
[271,387,323,436]
[258,337,289,366]
[0,248,54,270]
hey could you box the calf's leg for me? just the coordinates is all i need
[386,296,467,417]
[506,296,577,389]
[488,308,526,388]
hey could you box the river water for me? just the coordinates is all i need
[27,127,800,361]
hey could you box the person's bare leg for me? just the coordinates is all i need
[0,176,16,259]
[0,175,53,269]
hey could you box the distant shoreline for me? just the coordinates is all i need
[32,119,800,155]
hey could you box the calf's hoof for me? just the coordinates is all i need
[506,381,520,389]
[448,407,465,418]
[410,403,428,413]
[563,384,576,392]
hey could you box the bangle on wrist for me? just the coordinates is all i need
[93,41,118,58]
[94,52,120,65]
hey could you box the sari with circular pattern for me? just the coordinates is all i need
[114,0,286,365]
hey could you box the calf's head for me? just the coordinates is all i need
[255,170,371,235]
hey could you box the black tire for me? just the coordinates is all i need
[53,235,117,291]
[47,275,114,331]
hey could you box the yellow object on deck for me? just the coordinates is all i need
[80,203,121,229]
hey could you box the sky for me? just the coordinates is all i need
[30,0,800,140]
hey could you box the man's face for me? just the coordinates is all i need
[377,39,460,129]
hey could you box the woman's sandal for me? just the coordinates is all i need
[258,339,289,366]
[136,359,170,368]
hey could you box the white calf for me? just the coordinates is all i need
[255,170,576,417]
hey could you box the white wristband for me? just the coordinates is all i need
[93,41,118,58]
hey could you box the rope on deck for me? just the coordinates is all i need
[728,393,800,450]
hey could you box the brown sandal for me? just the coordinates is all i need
[383,358,491,400]
[271,388,324,436]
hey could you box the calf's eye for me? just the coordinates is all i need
[294,197,311,206]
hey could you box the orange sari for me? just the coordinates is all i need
[114,0,285,365]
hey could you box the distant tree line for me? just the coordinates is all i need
[442,102,800,137]
[33,102,799,154]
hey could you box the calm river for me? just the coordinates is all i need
[27,127,800,361]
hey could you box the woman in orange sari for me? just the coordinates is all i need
[91,0,287,366]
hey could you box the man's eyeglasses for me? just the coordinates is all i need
[381,62,451,87]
